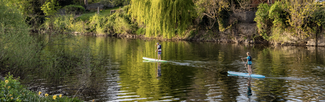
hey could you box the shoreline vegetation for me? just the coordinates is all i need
[36,0,325,46]
[0,74,82,102]
[1,0,325,101]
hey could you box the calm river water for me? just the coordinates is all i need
[21,36,325,102]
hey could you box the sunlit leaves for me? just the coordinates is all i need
[130,0,195,38]
[41,0,61,16]
[254,3,271,40]
[284,0,317,38]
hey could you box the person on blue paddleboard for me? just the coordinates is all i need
[156,42,162,60]
[242,52,252,75]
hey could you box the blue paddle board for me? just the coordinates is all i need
[228,71,265,78]
[143,57,168,62]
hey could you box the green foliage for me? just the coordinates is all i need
[136,28,145,35]
[254,3,271,40]
[0,0,39,72]
[130,0,195,38]
[88,0,101,3]
[194,0,230,31]
[100,0,130,6]
[6,0,46,16]
[5,0,48,28]
[268,2,288,27]
[44,14,87,33]
[0,74,82,101]
[269,26,286,42]
[311,7,325,28]
[89,14,106,34]
[41,0,61,16]
[112,11,134,34]
[45,6,135,35]
[255,0,322,42]
[88,9,135,35]
[284,0,317,39]
[76,6,120,21]
[63,4,85,14]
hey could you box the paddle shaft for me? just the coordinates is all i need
[241,58,248,72]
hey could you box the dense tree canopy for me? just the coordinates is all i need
[194,0,230,30]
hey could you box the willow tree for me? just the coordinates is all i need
[130,0,195,38]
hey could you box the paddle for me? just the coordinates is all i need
[241,58,248,72]
[155,46,158,61]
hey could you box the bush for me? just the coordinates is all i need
[43,15,87,33]
[136,28,145,35]
[63,5,85,14]
[0,0,39,72]
[41,0,61,16]
[89,9,135,35]
[113,11,134,34]
[254,3,271,40]
[0,74,82,101]
[89,14,106,34]
[311,6,325,28]
[44,6,136,35]
[268,2,288,28]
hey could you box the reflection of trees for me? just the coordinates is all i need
[185,64,240,101]
[22,36,120,101]
[21,36,325,101]
[182,43,262,101]
[114,40,198,101]
[254,48,288,101]
[72,36,120,101]
[253,46,325,101]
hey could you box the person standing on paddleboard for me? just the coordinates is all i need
[156,42,162,60]
[242,52,252,75]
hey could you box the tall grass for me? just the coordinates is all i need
[0,0,39,73]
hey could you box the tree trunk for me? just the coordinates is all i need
[316,26,318,47]
[84,0,88,6]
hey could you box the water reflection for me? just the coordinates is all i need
[247,77,252,101]
[157,62,162,78]
[17,36,325,101]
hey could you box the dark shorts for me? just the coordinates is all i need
[158,52,161,55]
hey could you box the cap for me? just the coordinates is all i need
[157,42,159,45]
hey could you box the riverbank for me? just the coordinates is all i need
[40,2,325,47]
[65,9,268,44]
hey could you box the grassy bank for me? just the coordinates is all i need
[76,6,121,21]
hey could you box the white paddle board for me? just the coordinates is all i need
[143,57,168,62]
